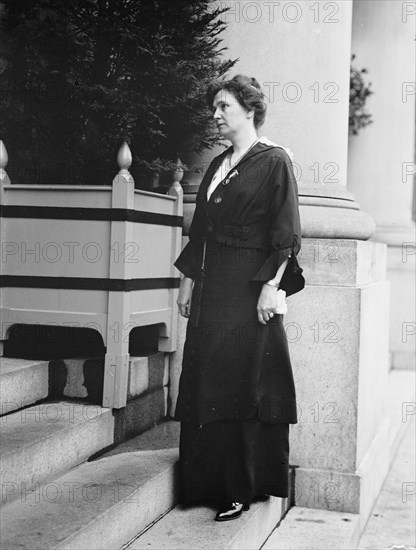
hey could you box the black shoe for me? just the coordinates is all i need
[214,501,250,522]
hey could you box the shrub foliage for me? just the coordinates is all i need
[0,0,236,185]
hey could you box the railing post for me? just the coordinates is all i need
[164,159,184,413]
[167,157,184,205]
[160,157,183,352]
[156,158,183,354]
[0,140,10,357]
[102,141,135,409]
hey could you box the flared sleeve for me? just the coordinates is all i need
[250,152,305,297]
[173,238,204,280]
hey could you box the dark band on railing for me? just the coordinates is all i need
[0,206,183,227]
[0,275,180,291]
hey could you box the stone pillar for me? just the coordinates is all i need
[183,0,375,240]
[287,238,389,533]
[170,1,390,534]
[348,0,416,370]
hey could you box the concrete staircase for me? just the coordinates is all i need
[126,495,290,550]
[0,354,292,550]
[120,369,415,550]
[1,354,413,550]
[0,353,174,550]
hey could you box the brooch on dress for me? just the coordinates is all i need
[222,169,239,186]
[214,170,239,204]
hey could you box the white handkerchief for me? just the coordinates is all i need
[276,289,288,314]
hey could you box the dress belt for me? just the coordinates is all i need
[206,221,269,246]
[191,222,272,326]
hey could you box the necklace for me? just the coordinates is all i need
[207,137,259,202]
[225,137,259,172]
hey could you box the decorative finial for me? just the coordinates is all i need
[171,157,184,186]
[0,140,9,183]
[167,157,184,209]
[117,141,132,171]
[113,141,134,187]
[0,140,8,170]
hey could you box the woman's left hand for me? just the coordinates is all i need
[257,284,279,325]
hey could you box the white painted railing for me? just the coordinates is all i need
[0,140,183,409]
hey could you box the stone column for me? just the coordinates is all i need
[183,0,375,240]
[348,0,416,370]
[170,1,390,534]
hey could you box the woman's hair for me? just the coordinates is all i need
[206,74,267,129]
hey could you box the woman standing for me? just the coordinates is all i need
[174,74,305,521]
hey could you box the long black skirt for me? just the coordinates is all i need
[175,240,297,505]
[179,419,290,505]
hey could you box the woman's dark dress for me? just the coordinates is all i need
[173,141,305,505]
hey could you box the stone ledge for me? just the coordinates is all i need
[128,353,168,399]
[262,506,360,550]
[127,496,287,550]
[0,448,178,550]
[0,401,114,503]
[101,418,180,455]
[114,387,167,444]
[288,281,390,474]
[292,417,390,520]
[0,357,49,414]
[287,369,415,537]
[299,205,375,241]
[297,238,387,287]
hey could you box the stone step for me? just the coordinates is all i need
[261,368,416,550]
[0,421,180,550]
[125,496,289,550]
[0,401,114,504]
[0,357,49,415]
[386,368,415,453]
[262,506,360,550]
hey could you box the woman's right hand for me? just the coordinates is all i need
[177,276,194,318]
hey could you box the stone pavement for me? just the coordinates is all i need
[357,412,415,550]
[262,408,415,550]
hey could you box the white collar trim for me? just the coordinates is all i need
[258,136,294,161]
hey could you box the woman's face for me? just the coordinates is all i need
[212,90,255,140]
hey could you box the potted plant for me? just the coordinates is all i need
[349,54,374,136]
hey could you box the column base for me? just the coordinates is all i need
[371,222,415,247]
[287,238,390,537]
[293,418,390,522]
[374,226,416,371]
[299,203,375,240]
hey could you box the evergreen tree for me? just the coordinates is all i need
[0,0,236,186]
